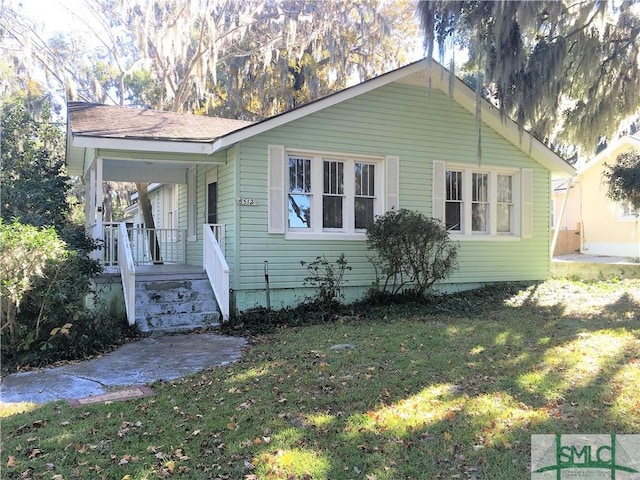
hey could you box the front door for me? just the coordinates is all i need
[207,182,217,224]
[206,167,218,224]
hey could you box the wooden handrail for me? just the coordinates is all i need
[117,222,136,325]
[203,224,230,321]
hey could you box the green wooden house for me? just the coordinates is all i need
[66,59,575,332]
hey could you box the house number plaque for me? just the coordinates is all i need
[237,197,257,206]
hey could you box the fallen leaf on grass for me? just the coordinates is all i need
[6,456,17,467]
[28,449,42,459]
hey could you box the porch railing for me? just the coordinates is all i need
[102,222,120,266]
[129,228,186,265]
[117,222,136,325]
[102,224,186,266]
[203,224,230,321]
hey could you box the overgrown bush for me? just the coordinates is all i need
[366,209,458,298]
[0,220,135,373]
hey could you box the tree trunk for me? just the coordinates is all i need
[135,182,163,264]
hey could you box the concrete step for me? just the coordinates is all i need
[133,273,220,334]
[136,299,218,317]
[135,311,221,334]
[135,279,214,304]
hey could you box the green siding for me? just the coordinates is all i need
[184,152,228,266]
[229,83,553,310]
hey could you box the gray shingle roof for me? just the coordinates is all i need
[67,102,253,142]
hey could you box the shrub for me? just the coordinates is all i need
[0,219,65,346]
[0,220,135,373]
[366,209,458,298]
[300,254,351,312]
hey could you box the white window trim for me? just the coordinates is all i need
[434,161,527,241]
[268,146,398,240]
[286,151,383,239]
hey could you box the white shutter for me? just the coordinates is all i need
[385,155,399,211]
[432,160,445,222]
[268,145,286,234]
[522,168,533,238]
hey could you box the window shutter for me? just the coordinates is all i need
[522,168,533,238]
[385,155,399,211]
[432,160,445,222]
[268,145,286,234]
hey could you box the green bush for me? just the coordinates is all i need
[0,220,136,373]
[300,254,351,313]
[366,208,458,299]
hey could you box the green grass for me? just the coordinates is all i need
[1,279,639,479]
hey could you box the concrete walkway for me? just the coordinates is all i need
[0,333,247,405]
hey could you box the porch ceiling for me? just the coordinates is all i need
[102,159,191,183]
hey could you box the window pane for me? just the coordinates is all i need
[446,202,461,230]
[288,194,311,228]
[472,203,488,232]
[497,204,512,233]
[323,196,343,228]
[355,163,375,197]
[289,157,311,193]
[355,197,374,229]
[324,161,344,195]
[497,175,512,203]
[368,164,375,194]
[446,171,462,201]
[472,173,488,202]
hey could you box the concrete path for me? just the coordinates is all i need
[0,333,247,405]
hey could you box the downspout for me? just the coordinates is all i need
[550,177,574,260]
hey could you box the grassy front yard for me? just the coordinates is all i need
[1,279,639,479]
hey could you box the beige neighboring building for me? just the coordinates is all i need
[553,133,640,258]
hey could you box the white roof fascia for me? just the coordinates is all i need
[579,135,640,176]
[73,135,215,155]
[210,60,429,153]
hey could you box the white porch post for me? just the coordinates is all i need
[85,158,105,262]
[95,157,104,243]
[85,164,95,235]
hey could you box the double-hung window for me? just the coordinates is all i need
[435,161,530,239]
[268,147,391,238]
[323,160,345,229]
[287,154,380,235]
[354,162,376,230]
[497,174,514,233]
[288,156,312,228]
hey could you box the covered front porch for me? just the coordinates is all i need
[78,154,229,326]
[93,219,229,327]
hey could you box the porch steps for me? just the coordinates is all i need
[135,269,221,334]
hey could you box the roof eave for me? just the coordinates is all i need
[72,134,216,155]
[579,135,640,176]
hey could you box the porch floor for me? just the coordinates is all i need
[103,264,204,276]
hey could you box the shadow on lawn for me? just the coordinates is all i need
[1,282,637,479]
[191,283,639,478]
